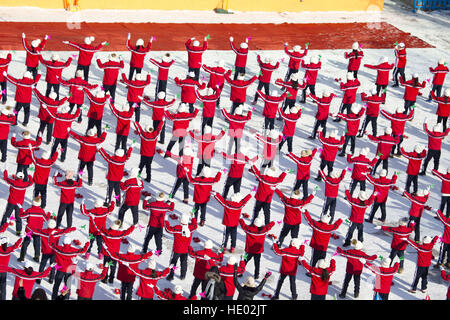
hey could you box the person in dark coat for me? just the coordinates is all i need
[233,268,271,300]
[203,266,226,300]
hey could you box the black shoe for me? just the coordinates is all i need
[392,84,399,88]
[145,177,151,183]
[101,278,107,284]
[343,241,351,247]
[339,293,346,299]
[22,122,28,127]
[36,279,41,285]
[88,181,93,186]
[333,118,341,122]
[33,256,40,262]
[338,152,345,157]
[308,135,314,140]
[299,100,306,104]
[314,176,322,181]
[49,278,54,284]
[180,276,186,281]
[419,171,426,176]
[17,256,25,262]
[365,219,373,223]
[254,274,259,280]
[108,277,114,284]
[166,274,174,281]
[354,292,359,298]
[291,294,298,300]
[271,295,279,300]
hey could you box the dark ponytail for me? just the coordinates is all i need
[292,80,298,90]
[321,268,330,282]
[353,49,358,59]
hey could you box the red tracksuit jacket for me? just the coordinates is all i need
[381,225,414,250]
[423,123,449,151]
[45,107,80,139]
[99,147,133,181]
[365,261,399,294]
[347,154,378,181]
[109,102,134,136]
[403,191,429,218]
[231,41,249,68]
[437,210,450,244]
[287,149,317,181]
[4,170,33,205]
[186,171,222,204]
[337,108,365,136]
[345,50,364,71]
[255,133,281,161]
[22,37,47,68]
[77,267,108,299]
[202,65,226,90]
[221,152,257,179]
[252,165,287,203]
[11,136,42,165]
[429,64,449,86]
[127,40,151,69]
[121,73,151,104]
[430,92,450,117]
[188,246,223,280]
[189,130,225,160]
[224,70,257,103]
[221,109,252,139]
[165,151,194,179]
[301,60,321,85]
[400,78,426,102]
[304,210,342,251]
[380,109,414,136]
[120,177,144,206]
[33,227,75,255]
[309,94,337,120]
[256,55,280,83]
[441,270,450,299]
[165,109,199,138]
[85,89,109,121]
[219,260,245,297]
[400,148,426,175]
[275,189,314,226]
[165,218,197,254]
[345,190,375,224]
[0,113,16,140]
[361,92,385,117]
[108,250,153,283]
[340,79,361,104]
[53,176,82,204]
[59,76,97,105]
[142,97,176,121]
[366,173,397,203]
[69,130,106,162]
[214,192,252,227]
[185,39,207,69]
[0,54,12,83]
[39,56,72,84]
[364,62,394,85]
[80,202,115,236]
[319,132,345,162]
[195,89,220,118]
[368,134,401,160]
[337,247,377,275]
[5,74,41,104]
[96,59,124,86]
[284,46,308,70]
[10,267,51,299]
[142,198,175,228]
[134,121,162,157]
[275,79,306,101]
[66,41,104,66]
[174,77,205,104]
[49,238,89,273]
[407,236,438,267]
[34,88,68,124]
[129,265,170,299]
[30,150,58,185]
[96,225,135,257]
[18,205,51,234]
[394,48,407,68]
[239,219,275,254]
[319,169,346,198]
[302,259,336,296]
[273,243,305,276]
[433,169,450,196]
[149,58,174,81]
[0,238,23,271]
[257,90,287,119]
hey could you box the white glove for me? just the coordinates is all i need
[50,262,57,268]
[204,37,208,41]
[190,37,195,41]
[150,37,153,43]
[204,255,211,261]
[62,40,69,44]
[44,34,49,40]
[22,32,26,38]
[2,71,7,77]
[101,41,107,45]
[374,225,382,230]
[145,196,151,202]
[229,36,234,42]
[284,42,288,47]
[359,258,366,264]
[148,283,154,288]
[127,33,131,40]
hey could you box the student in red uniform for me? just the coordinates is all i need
[0,106,17,162]
[120,72,151,122]
[364,56,394,95]
[189,126,225,175]
[421,121,449,175]
[142,91,175,144]
[318,168,346,222]
[76,262,108,300]
[255,130,282,170]
[150,53,175,99]
[126,33,152,81]
[96,53,124,102]
[202,60,226,94]
[1,170,33,235]
[152,283,198,300]
[365,258,399,300]
[430,89,450,130]
[287,148,317,197]
[365,169,398,223]
[301,258,336,300]
[315,130,345,181]
[62,36,106,81]
[433,169,450,219]
[0,235,23,300]
[392,42,407,87]
[99,147,133,206]
[54,170,82,228]
[252,55,280,104]
[275,73,306,112]
[403,188,430,242]
[0,52,12,104]
[142,192,174,254]
[399,73,426,114]
[378,217,414,273]
[346,147,378,194]
[344,42,364,79]
[29,147,58,209]
[250,165,287,225]
[271,238,305,300]
[275,189,314,246]
[39,53,72,99]
[256,89,287,131]
[214,192,252,253]
[11,130,42,179]
[368,127,401,174]
[219,256,246,300]
[174,72,206,113]
[195,87,221,134]
[304,210,342,267]
[3,70,41,126]
[428,58,448,99]
[17,196,51,262]
[436,210,450,269]
[80,199,115,259]
[133,121,162,183]
[308,90,337,139]
[230,36,250,79]
[118,168,143,226]
[69,127,107,186]
[335,104,365,156]
[129,258,171,300]
[21,33,47,79]
[58,70,98,122]
[185,37,208,81]
[10,262,51,300]
[186,166,222,226]
[49,234,89,300]
[380,105,414,156]
[283,42,308,82]
[239,216,274,279]
[358,88,385,137]
[224,70,257,114]
[335,72,361,118]
[188,240,223,298]
[221,104,252,155]
[300,56,321,103]
[440,268,450,300]
[165,103,199,156]
[337,241,377,299]
[164,146,194,203]
[406,235,438,294]
[84,88,109,137]
[165,213,198,281]
[342,190,375,246]
[400,144,427,194]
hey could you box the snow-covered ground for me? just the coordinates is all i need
[0,0,449,301]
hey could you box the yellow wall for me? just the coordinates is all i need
[0,0,384,12]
